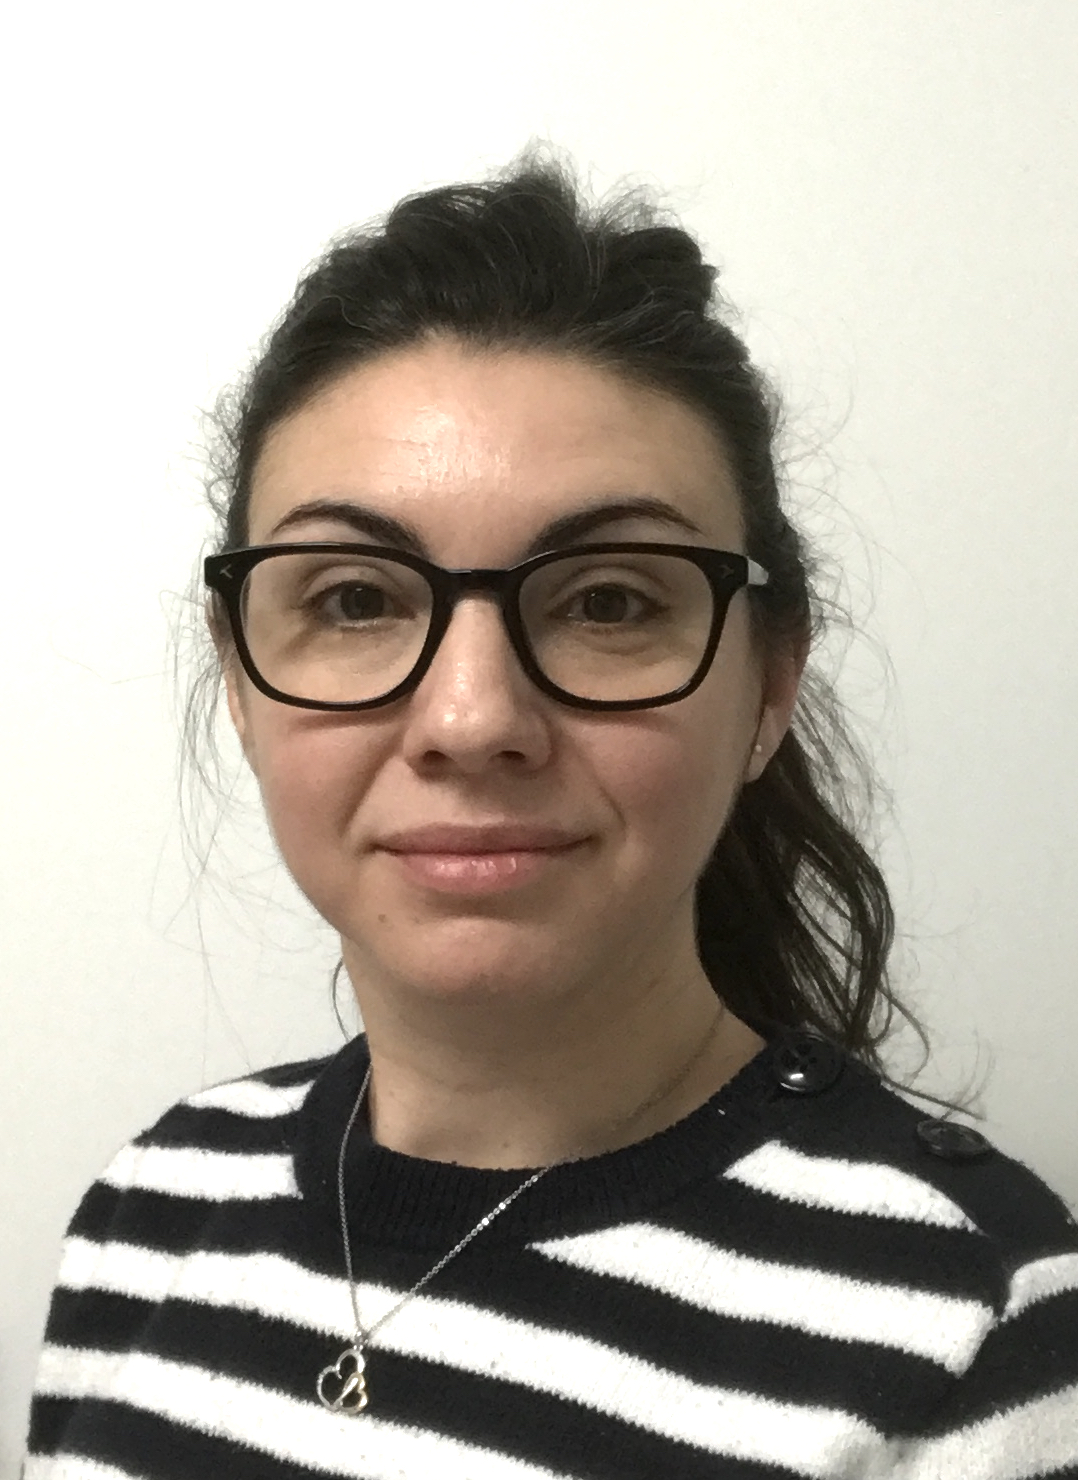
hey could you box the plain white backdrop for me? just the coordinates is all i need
[1,1,1075,1468]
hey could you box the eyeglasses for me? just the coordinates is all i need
[204,542,770,713]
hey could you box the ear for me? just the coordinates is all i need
[209,596,259,777]
[744,640,807,783]
[222,664,247,748]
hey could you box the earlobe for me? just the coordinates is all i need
[745,643,807,783]
[209,602,259,774]
[744,734,773,785]
[223,668,258,776]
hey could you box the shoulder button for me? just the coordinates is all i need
[773,1033,845,1095]
[916,1118,992,1161]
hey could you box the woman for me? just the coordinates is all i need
[26,158,1078,1478]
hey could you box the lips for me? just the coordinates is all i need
[377,824,585,854]
[376,824,588,896]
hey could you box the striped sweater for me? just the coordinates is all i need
[25,1031,1078,1479]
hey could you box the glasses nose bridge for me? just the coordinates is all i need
[419,564,536,698]
[445,565,516,602]
[439,565,520,636]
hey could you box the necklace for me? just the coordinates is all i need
[316,1008,726,1414]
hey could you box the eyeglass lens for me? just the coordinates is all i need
[239,549,716,705]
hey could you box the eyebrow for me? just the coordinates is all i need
[265,496,706,560]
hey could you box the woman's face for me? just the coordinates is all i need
[226,340,799,1012]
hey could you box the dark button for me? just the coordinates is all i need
[773,1033,845,1095]
[916,1119,992,1161]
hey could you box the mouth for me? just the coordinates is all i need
[378,824,585,853]
[377,832,587,896]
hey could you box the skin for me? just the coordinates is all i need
[224,337,804,1169]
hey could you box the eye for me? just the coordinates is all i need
[295,565,421,628]
[565,584,657,625]
[318,582,395,624]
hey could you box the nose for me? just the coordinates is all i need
[398,595,554,776]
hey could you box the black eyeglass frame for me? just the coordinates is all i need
[204,541,771,713]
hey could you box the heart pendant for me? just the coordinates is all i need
[317,1345,369,1414]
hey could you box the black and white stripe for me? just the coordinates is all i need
[25,1038,1078,1479]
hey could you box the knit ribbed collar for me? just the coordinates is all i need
[294,1030,844,1250]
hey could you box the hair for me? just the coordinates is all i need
[198,150,956,1105]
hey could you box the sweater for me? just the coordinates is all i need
[24,1030,1078,1479]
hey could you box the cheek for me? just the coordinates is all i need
[589,705,748,882]
[246,713,380,864]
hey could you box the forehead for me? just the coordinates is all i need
[248,340,744,556]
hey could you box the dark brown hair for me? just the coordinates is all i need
[201,152,950,1101]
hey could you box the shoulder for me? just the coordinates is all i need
[121,1049,330,1156]
[67,1050,338,1238]
[147,1051,331,1142]
[733,1052,1078,1295]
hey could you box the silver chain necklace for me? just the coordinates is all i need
[316,1013,725,1414]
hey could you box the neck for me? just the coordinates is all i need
[341,945,766,1169]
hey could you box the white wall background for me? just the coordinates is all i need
[1,0,1075,1468]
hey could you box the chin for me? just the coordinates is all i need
[348,913,605,1008]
